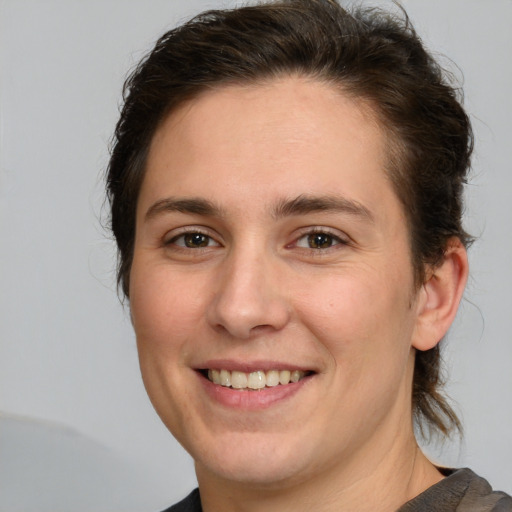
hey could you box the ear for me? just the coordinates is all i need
[412,238,469,351]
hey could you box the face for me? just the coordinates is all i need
[130,77,424,488]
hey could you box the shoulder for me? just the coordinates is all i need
[398,468,512,512]
[160,488,202,512]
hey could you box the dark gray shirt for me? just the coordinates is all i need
[162,468,512,511]
[397,468,512,511]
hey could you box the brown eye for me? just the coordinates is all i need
[293,230,346,251]
[183,233,210,248]
[307,233,335,249]
[169,231,219,248]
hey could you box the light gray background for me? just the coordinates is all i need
[0,1,511,511]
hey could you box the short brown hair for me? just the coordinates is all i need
[107,0,473,437]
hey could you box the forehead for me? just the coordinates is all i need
[141,76,397,221]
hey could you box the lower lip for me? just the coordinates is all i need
[199,373,310,410]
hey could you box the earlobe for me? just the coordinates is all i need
[412,238,469,351]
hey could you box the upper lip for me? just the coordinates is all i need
[195,359,315,373]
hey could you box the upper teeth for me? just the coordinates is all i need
[207,369,306,389]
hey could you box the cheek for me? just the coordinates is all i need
[129,263,203,428]
[293,267,416,369]
[129,263,206,356]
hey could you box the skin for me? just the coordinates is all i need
[129,76,468,512]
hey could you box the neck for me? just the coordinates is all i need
[196,430,443,512]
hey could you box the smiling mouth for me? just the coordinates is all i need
[202,369,312,390]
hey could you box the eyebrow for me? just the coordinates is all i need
[272,194,374,222]
[145,197,224,221]
[144,194,374,223]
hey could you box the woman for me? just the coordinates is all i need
[106,1,511,510]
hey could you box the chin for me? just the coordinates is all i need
[190,429,323,488]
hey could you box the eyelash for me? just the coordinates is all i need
[165,228,220,250]
[292,228,349,251]
[164,227,349,253]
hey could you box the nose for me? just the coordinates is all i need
[206,251,291,340]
